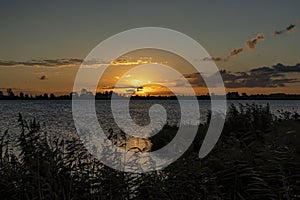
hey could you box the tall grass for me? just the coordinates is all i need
[0,104,299,199]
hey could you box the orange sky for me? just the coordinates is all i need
[1,48,300,96]
[1,1,300,96]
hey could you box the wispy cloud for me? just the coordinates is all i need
[286,24,296,32]
[110,57,164,66]
[272,24,296,36]
[245,33,264,50]
[202,56,226,62]
[203,33,265,61]
[0,58,83,68]
[0,57,167,69]
[83,57,167,68]
[207,21,298,61]
[229,48,243,57]
[203,47,244,62]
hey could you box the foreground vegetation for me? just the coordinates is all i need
[0,104,299,199]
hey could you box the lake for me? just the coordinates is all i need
[0,100,299,137]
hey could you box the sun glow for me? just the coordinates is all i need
[97,49,210,96]
[131,79,143,87]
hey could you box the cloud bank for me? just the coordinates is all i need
[184,63,300,88]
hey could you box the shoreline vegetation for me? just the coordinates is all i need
[1,88,300,100]
[0,104,299,199]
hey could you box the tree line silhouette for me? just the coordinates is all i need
[1,88,300,100]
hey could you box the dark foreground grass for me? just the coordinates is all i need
[0,104,300,199]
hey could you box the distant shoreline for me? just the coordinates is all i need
[1,90,300,100]
[1,97,300,100]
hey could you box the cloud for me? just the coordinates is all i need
[39,75,48,80]
[202,56,226,62]
[220,70,296,88]
[251,63,300,73]
[245,38,258,49]
[272,30,284,36]
[0,58,83,68]
[203,43,249,62]
[272,24,296,36]
[245,33,264,50]
[202,48,243,62]
[286,24,296,31]
[205,33,263,61]
[223,63,300,88]
[183,72,206,87]
[229,48,243,57]
[183,63,300,88]
[81,57,168,68]
[110,57,166,66]
[200,22,298,62]
[256,33,264,40]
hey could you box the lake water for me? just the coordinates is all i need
[0,100,299,137]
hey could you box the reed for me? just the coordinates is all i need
[0,104,299,199]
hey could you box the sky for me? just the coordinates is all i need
[0,0,300,95]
